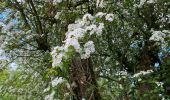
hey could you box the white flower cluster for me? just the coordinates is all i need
[51,46,64,67]
[138,0,146,7]
[96,0,105,8]
[54,12,62,20]
[147,0,157,4]
[43,86,50,93]
[132,70,153,78]
[82,13,94,23]
[44,0,63,5]
[81,41,95,59]
[105,14,115,22]
[115,70,128,79]
[44,91,55,100]
[134,0,157,8]
[149,30,167,43]
[115,70,128,76]
[96,12,115,22]
[51,13,112,67]
[17,0,25,3]
[51,77,64,87]
[53,0,63,4]
[155,82,164,87]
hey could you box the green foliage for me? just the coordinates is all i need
[0,0,170,99]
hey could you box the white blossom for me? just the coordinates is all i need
[44,91,55,100]
[64,37,80,52]
[82,98,86,100]
[162,30,170,34]
[51,13,106,67]
[96,23,104,35]
[115,70,128,79]
[81,41,95,59]
[54,12,61,20]
[43,86,50,92]
[95,12,106,18]
[96,0,100,7]
[96,0,105,8]
[162,97,165,100]
[86,24,97,35]
[149,30,166,43]
[137,0,146,8]
[51,46,64,67]
[133,70,153,78]
[155,82,164,87]
[135,0,157,8]
[52,77,64,87]
[147,0,157,4]
[105,14,114,22]
[17,0,25,3]
[54,52,63,66]
[66,28,86,39]
[53,0,63,4]
[83,13,94,24]
[105,57,110,62]
[138,78,142,81]
[68,23,83,32]
[115,70,128,76]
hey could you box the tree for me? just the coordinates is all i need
[0,0,170,99]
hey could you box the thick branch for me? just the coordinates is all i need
[28,0,44,35]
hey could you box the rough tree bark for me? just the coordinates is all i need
[136,40,160,98]
[70,58,101,100]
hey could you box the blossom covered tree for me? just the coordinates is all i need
[0,0,170,99]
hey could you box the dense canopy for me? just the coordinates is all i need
[0,0,170,99]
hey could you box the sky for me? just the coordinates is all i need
[0,10,18,70]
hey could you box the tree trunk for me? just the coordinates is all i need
[137,40,160,98]
[70,58,101,100]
